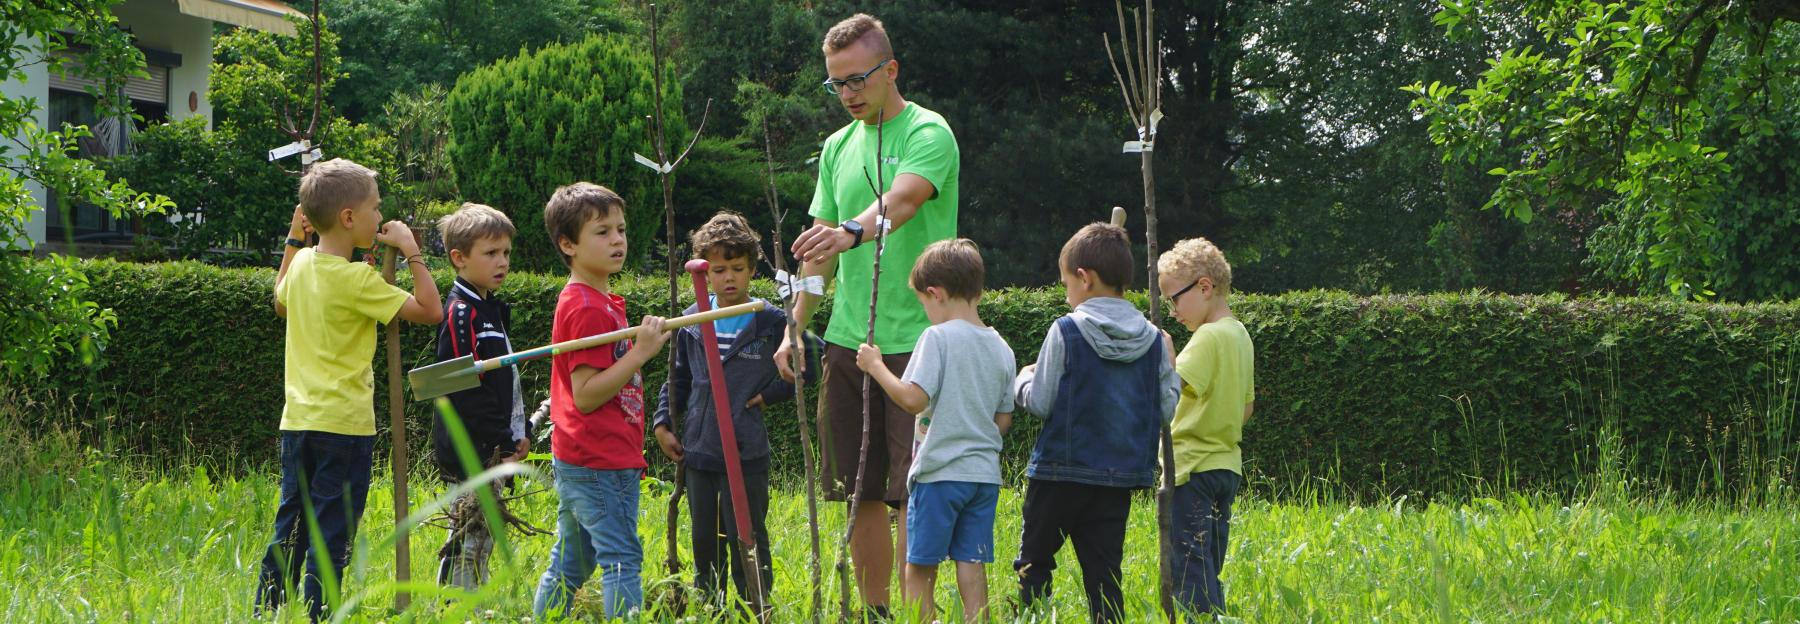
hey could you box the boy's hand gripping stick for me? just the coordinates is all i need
[407,299,765,400]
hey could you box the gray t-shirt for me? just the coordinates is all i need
[902,319,1016,486]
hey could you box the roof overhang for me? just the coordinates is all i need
[175,0,307,36]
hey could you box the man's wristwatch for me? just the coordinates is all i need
[285,237,307,249]
[840,219,865,249]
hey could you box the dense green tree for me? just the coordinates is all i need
[446,34,682,272]
[1410,0,1800,298]
[324,0,629,122]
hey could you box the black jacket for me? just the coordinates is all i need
[432,278,526,482]
[652,301,819,473]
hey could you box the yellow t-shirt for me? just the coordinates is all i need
[275,248,411,435]
[1172,316,1255,484]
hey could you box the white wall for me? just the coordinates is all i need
[113,0,215,126]
[1,33,51,249]
[2,1,219,249]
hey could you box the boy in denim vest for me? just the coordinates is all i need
[1011,222,1180,623]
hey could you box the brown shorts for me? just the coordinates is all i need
[817,343,914,508]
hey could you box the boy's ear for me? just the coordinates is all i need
[1074,267,1095,290]
[556,234,578,259]
[448,248,467,270]
[338,205,357,230]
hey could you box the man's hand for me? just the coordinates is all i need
[630,316,670,357]
[855,343,883,374]
[746,394,765,410]
[791,222,857,264]
[1020,363,1037,376]
[375,220,420,256]
[654,425,684,462]
[775,334,805,381]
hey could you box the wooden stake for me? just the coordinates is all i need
[761,117,824,624]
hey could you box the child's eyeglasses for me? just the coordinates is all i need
[1167,279,1201,303]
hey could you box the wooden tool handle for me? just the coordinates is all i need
[475,300,768,373]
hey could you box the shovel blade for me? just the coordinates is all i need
[407,355,481,401]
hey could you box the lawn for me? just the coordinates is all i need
[2,451,1795,623]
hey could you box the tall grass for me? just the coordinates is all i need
[3,355,1797,623]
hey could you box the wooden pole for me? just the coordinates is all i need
[382,247,411,610]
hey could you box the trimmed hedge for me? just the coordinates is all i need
[12,259,1798,499]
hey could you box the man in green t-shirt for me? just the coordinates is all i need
[776,12,960,617]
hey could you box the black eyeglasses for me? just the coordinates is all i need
[1168,279,1201,303]
[821,59,890,95]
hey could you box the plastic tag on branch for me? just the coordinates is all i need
[300,148,323,165]
[633,152,675,174]
[775,269,825,299]
[268,139,310,162]
[1123,108,1164,153]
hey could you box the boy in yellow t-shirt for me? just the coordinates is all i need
[1156,236,1254,618]
[254,159,444,621]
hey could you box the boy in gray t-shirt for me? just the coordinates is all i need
[858,239,1014,624]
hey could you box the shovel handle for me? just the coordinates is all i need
[473,300,767,373]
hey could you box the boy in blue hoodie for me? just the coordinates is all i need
[1011,222,1181,623]
[652,212,817,603]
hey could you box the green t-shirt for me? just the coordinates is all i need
[1172,317,1256,483]
[809,102,960,353]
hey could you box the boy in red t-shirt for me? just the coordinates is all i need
[531,182,669,620]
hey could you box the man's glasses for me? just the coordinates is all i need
[821,59,891,95]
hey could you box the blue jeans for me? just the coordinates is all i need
[1172,470,1239,617]
[254,430,376,621]
[534,459,644,619]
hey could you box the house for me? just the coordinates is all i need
[0,0,305,250]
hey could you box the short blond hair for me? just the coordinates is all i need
[439,203,515,255]
[298,158,378,233]
[1158,237,1233,292]
[822,13,893,57]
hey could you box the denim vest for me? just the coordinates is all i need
[1026,316,1164,488]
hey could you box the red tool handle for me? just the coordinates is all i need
[685,260,760,555]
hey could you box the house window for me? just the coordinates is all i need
[43,47,179,245]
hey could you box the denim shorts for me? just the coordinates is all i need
[905,480,1000,565]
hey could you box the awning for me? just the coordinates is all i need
[175,0,307,36]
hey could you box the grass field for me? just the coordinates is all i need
[2,446,1796,623]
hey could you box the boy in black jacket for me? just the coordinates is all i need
[653,212,816,603]
[431,203,529,590]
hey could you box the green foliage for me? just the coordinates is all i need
[100,15,396,260]
[323,0,630,122]
[1,1,172,379]
[445,34,683,273]
[1409,0,1800,299]
[13,260,1798,500]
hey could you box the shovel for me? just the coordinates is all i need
[407,300,766,401]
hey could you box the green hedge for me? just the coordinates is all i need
[12,259,1798,499]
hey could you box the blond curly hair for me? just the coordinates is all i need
[1157,237,1233,293]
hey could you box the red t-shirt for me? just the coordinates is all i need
[549,281,648,470]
